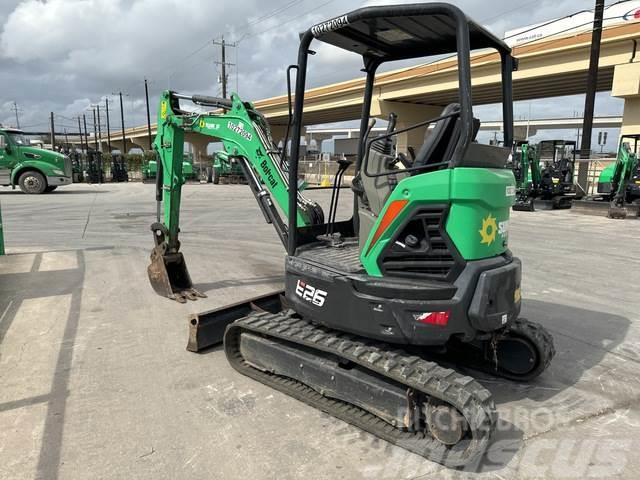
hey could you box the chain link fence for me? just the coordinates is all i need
[298,156,357,186]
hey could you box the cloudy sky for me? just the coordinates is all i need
[0,0,626,148]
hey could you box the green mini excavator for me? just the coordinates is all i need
[148,4,555,467]
[597,134,640,218]
[511,140,577,211]
[511,141,540,211]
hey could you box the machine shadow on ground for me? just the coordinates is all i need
[477,299,632,405]
[0,249,87,480]
[0,189,110,195]
[193,274,284,295]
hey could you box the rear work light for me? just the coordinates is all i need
[415,311,451,326]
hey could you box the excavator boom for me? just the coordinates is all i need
[147,91,323,301]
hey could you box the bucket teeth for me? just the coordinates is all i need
[147,244,207,302]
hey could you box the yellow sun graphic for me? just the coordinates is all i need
[479,214,497,246]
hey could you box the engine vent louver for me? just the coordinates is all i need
[379,207,463,282]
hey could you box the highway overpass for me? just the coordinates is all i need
[80,22,640,156]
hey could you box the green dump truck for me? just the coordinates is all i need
[0,128,72,194]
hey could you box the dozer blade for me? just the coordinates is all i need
[148,245,206,303]
[512,198,535,212]
[187,290,286,352]
[551,196,573,209]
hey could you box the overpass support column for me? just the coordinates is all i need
[186,134,211,179]
[130,137,149,152]
[269,125,288,147]
[514,126,537,141]
[612,63,640,137]
[110,140,124,154]
[267,125,306,155]
[373,100,442,154]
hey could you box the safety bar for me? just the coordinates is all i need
[362,110,460,179]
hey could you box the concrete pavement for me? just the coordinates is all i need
[0,183,639,479]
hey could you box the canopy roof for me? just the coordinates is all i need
[308,3,510,61]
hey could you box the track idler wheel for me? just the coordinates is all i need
[425,404,468,446]
[494,336,537,376]
[487,318,555,381]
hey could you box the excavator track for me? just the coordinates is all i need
[224,310,497,467]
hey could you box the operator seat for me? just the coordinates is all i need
[412,103,479,172]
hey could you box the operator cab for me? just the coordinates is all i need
[537,140,577,197]
[285,4,515,257]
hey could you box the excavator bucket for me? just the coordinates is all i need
[148,244,206,303]
[608,201,628,219]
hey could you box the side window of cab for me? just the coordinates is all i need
[0,134,8,160]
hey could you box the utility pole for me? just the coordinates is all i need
[64,128,69,152]
[92,107,102,184]
[92,108,98,151]
[11,101,21,129]
[49,112,56,149]
[113,92,127,155]
[83,114,89,152]
[77,116,84,154]
[105,97,112,153]
[144,78,153,150]
[578,0,604,191]
[213,36,236,98]
[96,104,102,152]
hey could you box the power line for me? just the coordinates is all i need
[239,0,336,43]
[151,0,307,89]
[233,0,308,41]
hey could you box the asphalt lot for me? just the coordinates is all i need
[1,182,639,480]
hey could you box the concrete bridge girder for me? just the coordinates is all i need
[612,62,640,138]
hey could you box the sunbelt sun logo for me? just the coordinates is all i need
[479,214,509,246]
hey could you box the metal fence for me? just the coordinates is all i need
[574,158,616,196]
[298,157,356,186]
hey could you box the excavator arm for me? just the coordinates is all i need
[148,90,323,302]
